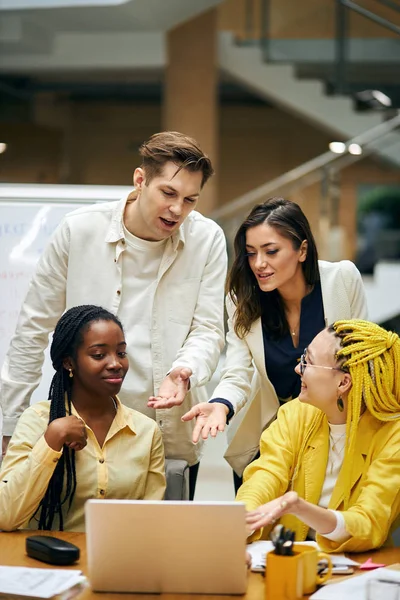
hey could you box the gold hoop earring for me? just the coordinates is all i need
[337,397,344,412]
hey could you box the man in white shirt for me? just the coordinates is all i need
[0,131,228,499]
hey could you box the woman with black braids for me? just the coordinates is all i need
[0,305,166,531]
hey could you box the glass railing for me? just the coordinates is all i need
[233,0,400,45]
[231,0,400,76]
[0,0,126,9]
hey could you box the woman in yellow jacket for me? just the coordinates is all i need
[238,319,400,553]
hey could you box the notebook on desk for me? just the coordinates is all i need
[85,499,248,595]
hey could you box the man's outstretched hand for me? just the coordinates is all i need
[148,367,192,409]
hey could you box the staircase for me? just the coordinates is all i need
[219,0,400,165]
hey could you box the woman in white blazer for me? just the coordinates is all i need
[182,198,368,489]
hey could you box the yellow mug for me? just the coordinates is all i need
[294,544,333,595]
[265,551,304,600]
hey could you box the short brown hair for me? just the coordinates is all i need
[139,131,214,187]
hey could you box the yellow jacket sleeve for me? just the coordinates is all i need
[143,424,166,500]
[0,405,62,531]
[318,428,400,553]
[237,404,296,513]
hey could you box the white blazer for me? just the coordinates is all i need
[210,260,368,475]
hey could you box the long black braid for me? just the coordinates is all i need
[36,305,124,530]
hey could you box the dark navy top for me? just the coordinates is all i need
[261,281,325,403]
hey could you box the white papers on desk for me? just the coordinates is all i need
[310,566,400,600]
[0,566,87,600]
[246,541,359,573]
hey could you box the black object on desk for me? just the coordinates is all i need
[26,535,80,565]
[271,525,295,556]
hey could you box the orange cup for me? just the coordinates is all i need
[294,544,333,595]
[265,551,304,600]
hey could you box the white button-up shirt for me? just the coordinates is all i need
[0,194,227,465]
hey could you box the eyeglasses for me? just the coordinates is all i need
[299,348,345,376]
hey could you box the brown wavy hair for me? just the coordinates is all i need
[227,197,320,339]
[139,131,214,187]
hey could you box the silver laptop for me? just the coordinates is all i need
[85,499,248,594]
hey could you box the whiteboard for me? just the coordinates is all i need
[0,184,131,431]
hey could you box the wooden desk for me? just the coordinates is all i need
[1,530,399,599]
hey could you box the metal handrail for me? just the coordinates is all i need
[241,1,400,58]
[242,0,400,41]
[377,0,400,13]
[240,1,400,96]
[211,112,400,222]
[336,0,400,92]
[340,0,400,35]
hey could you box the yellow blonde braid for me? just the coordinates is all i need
[292,320,400,509]
[333,319,400,507]
[334,319,400,421]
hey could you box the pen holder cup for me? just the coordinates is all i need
[294,544,333,595]
[265,551,304,600]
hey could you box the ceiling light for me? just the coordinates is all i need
[348,143,362,155]
[371,90,392,107]
[329,142,346,154]
[0,143,7,154]
[354,89,392,110]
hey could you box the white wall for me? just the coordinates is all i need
[363,262,400,324]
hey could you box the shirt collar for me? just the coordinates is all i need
[113,395,136,434]
[105,194,130,243]
[307,410,377,456]
[105,191,186,250]
[171,223,185,250]
[69,395,136,435]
